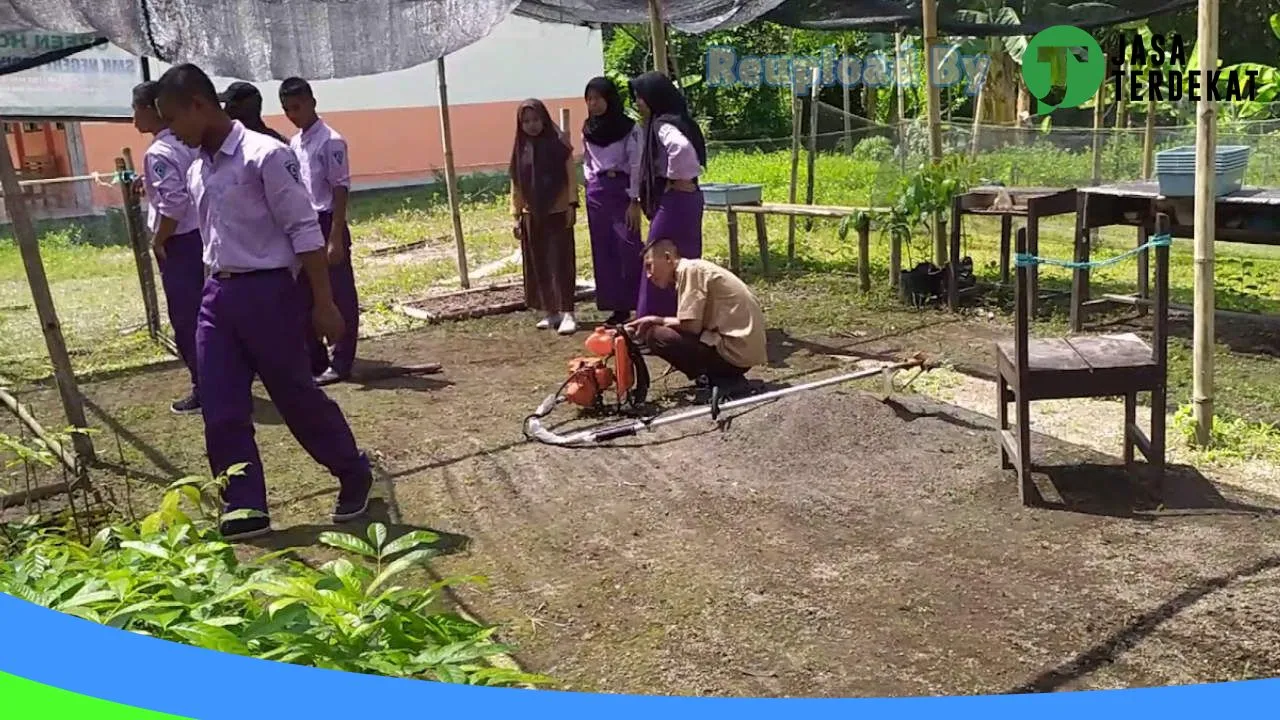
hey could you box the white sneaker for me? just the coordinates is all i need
[557,313,577,335]
[537,314,561,330]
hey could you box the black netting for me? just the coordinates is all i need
[761,0,1199,35]
[0,1,1210,81]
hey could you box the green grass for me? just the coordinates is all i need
[2,145,1279,432]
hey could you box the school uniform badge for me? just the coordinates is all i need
[285,160,301,183]
[333,149,344,166]
[151,157,168,179]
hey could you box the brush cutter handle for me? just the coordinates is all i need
[591,424,639,442]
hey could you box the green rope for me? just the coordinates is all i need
[1014,233,1171,270]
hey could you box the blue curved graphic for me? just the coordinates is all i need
[0,591,1276,719]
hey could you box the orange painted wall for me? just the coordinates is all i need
[78,96,585,209]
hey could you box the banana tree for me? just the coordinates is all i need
[1218,13,1279,122]
[950,2,1028,156]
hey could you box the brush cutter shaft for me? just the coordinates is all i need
[524,359,924,447]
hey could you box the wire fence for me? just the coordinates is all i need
[707,100,1280,190]
[4,108,1280,382]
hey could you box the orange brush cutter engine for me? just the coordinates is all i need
[562,326,649,410]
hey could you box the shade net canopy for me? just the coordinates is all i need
[760,0,1198,35]
[0,0,1198,80]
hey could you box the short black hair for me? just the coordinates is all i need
[132,81,159,110]
[279,77,313,100]
[156,63,219,107]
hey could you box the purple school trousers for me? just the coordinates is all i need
[196,267,369,514]
[297,211,359,377]
[156,229,204,399]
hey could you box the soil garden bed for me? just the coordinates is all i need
[395,282,595,323]
[7,306,1280,698]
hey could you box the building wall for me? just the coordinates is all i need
[76,15,603,209]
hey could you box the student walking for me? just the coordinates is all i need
[582,76,644,327]
[279,77,359,385]
[509,98,580,335]
[628,71,708,319]
[132,80,206,415]
[218,81,289,144]
[155,63,372,541]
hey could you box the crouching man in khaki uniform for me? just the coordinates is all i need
[624,238,767,394]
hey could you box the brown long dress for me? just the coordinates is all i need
[511,137,579,314]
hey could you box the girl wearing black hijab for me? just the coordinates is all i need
[582,76,644,327]
[509,98,580,335]
[628,71,708,318]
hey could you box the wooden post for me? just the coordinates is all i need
[0,122,95,463]
[921,0,946,266]
[1192,0,1218,446]
[436,57,470,290]
[648,0,668,75]
[804,66,820,236]
[559,107,570,133]
[1141,93,1156,179]
[787,83,801,261]
[117,153,161,340]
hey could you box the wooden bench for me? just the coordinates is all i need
[705,202,891,284]
[996,213,1170,505]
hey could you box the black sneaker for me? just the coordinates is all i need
[314,368,345,386]
[604,311,630,327]
[170,393,201,415]
[219,515,271,541]
[332,473,373,523]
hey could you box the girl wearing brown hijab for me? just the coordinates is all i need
[510,99,580,335]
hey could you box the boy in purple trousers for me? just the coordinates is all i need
[132,80,205,415]
[155,63,372,541]
[279,77,359,386]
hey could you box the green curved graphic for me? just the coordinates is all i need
[0,671,191,719]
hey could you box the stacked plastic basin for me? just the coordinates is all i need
[1154,145,1251,198]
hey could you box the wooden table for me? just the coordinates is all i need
[947,186,1078,314]
[1070,181,1280,331]
[705,201,889,279]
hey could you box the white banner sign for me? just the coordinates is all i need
[0,33,144,118]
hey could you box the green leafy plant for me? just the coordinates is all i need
[880,156,976,263]
[0,467,551,688]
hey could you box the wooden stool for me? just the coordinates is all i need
[995,213,1171,505]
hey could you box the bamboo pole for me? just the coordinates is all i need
[0,122,95,463]
[895,30,907,170]
[436,57,470,290]
[117,153,161,339]
[1192,0,1218,446]
[842,64,853,152]
[920,0,945,266]
[648,0,668,75]
[787,82,802,260]
[804,66,820,236]
[1141,93,1157,179]
[1089,57,1106,247]
[0,387,81,479]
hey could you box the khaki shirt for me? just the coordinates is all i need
[675,258,768,369]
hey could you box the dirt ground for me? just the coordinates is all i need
[8,305,1280,697]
